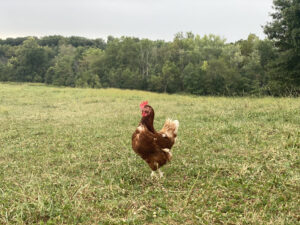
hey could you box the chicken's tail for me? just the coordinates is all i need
[160,118,179,138]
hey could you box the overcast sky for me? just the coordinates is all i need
[0,0,274,42]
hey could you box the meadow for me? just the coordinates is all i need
[0,82,299,224]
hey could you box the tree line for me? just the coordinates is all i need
[0,0,299,96]
[0,34,278,95]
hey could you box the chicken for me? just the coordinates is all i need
[132,101,179,178]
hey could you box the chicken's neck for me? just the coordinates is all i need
[141,116,155,133]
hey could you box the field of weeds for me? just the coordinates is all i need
[0,83,299,224]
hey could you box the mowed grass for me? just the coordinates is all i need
[0,82,299,225]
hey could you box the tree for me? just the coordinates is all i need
[183,62,206,95]
[205,59,228,95]
[256,39,277,69]
[195,34,226,61]
[47,45,76,86]
[139,39,153,88]
[77,48,104,88]
[39,35,65,47]
[161,61,179,93]
[240,50,265,94]
[264,0,300,95]
[239,34,259,57]
[14,37,51,82]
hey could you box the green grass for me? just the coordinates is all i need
[0,82,299,224]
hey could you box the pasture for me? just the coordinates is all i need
[0,83,299,224]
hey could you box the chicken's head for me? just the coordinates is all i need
[139,101,153,117]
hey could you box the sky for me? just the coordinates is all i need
[0,0,274,42]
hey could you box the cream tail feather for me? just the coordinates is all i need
[160,118,179,138]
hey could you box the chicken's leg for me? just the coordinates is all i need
[150,162,160,179]
[151,170,164,178]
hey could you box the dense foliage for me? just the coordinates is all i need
[264,0,300,96]
[0,1,299,96]
[0,34,275,95]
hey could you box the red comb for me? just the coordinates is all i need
[139,101,148,109]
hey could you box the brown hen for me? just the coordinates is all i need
[132,101,179,178]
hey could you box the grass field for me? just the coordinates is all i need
[0,82,299,224]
